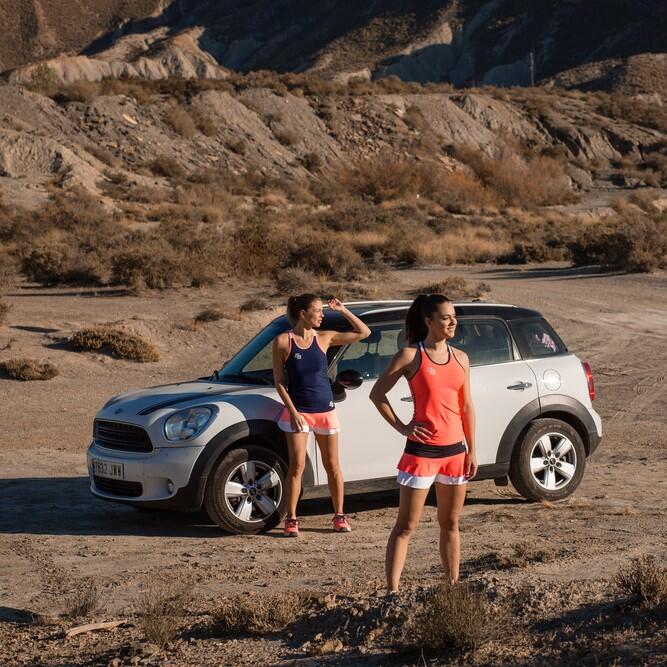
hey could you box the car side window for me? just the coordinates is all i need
[336,324,404,379]
[510,318,564,358]
[450,318,514,366]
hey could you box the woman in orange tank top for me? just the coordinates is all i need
[370,294,477,592]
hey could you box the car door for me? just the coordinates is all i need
[451,317,539,466]
[319,322,412,483]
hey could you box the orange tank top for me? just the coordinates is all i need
[408,342,465,446]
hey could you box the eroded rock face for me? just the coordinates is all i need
[2,1,666,94]
[0,80,663,210]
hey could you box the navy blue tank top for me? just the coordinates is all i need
[284,331,335,413]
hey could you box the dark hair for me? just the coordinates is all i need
[405,294,451,344]
[286,293,320,326]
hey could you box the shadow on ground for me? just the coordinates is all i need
[0,477,526,538]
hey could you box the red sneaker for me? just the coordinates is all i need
[332,513,351,533]
[284,517,299,537]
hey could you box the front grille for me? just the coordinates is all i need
[93,476,143,497]
[94,420,153,453]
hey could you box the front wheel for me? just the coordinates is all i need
[204,445,287,534]
[509,418,586,501]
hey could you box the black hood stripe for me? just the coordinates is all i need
[137,387,252,415]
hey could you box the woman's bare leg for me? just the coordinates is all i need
[285,432,309,518]
[435,482,467,582]
[386,486,430,592]
[314,432,344,514]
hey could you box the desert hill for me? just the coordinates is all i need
[2,1,666,93]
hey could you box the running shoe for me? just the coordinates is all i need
[283,517,299,537]
[332,513,351,533]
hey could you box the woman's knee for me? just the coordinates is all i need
[321,457,341,477]
[438,514,460,532]
[288,457,306,477]
[393,519,419,540]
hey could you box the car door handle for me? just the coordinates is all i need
[400,396,414,402]
[507,381,533,391]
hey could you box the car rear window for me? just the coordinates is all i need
[509,318,567,358]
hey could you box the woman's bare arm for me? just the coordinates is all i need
[272,334,306,429]
[452,348,477,478]
[369,347,433,442]
[321,299,371,347]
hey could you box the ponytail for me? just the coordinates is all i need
[286,293,319,326]
[405,293,451,344]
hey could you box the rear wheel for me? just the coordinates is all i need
[509,418,586,501]
[204,445,287,534]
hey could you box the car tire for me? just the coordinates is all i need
[509,418,586,502]
[204,445,287,534]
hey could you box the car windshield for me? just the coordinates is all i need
[214,313,353,385]
[215,322,287,385]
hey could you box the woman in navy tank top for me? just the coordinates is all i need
[272,294,370,537]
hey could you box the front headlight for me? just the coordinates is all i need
[164,407,215,441]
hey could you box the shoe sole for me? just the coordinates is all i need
[333,527,351,533]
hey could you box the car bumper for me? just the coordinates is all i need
[586,407,603,455]
[86,440,204,509]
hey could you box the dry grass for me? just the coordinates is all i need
[62,578,100,618]
[194,305,242,323]
[0,358,59,381]
[164,104,197,139]
[213,592,309,636]
[413,277,491,300]
[69,327,159,362]
[135,579,192,648]
[405,583,503,651]
[615,555,667,606]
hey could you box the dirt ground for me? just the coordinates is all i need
[0,264,666,666]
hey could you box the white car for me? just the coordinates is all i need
[87,301,602,534]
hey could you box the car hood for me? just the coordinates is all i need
[96,380,260,419]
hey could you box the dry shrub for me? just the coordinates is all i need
[454,147,574,208]
[420,228,511,265]
[0,298,9,325]
[288,233,364,280]
[274,267,316,295]
[194,305,242,323]
[331,157,441,204]
[569,212,667,272]
[227,137,248,155]
[0,248,19,288]
[405,583,503,651]
[69,327,159,362]
[240,298,269,312]
[62,579,99,618]
[274,128,299,147]
[191,109,218,137]
[0,358,59,381]
[302,152,322,172]
[615,555,667,606]
[403,105,430,133]
[136,579,192,648]
[437,171,500,214]
[213,592,309,636]
[147,155,184,178]
[414,277,491,300]
[227,220,294,277]
[164,104,197,139]
[500,543,551,568]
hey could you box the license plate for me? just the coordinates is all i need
[92,458,124,480]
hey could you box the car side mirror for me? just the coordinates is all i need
[336,369,363,389]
